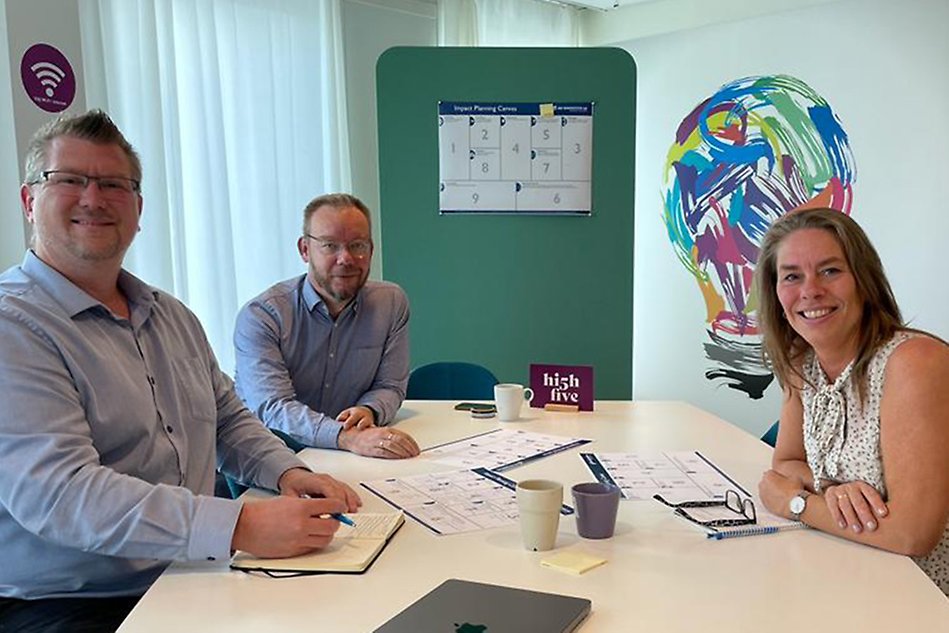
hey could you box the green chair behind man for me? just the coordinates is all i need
[406,361,498,400]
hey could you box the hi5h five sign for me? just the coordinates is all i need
[529,364,594,411]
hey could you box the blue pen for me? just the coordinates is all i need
[302,494,357,526]
[330,512,356,527]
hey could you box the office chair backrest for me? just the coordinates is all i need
[406,362,499,400]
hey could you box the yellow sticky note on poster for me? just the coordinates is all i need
[540,550,607,575]
[539,103,555,118]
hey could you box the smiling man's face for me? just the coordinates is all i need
[298,204,373,316]
[21,136,142,272]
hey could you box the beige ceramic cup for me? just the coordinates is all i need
[516,479,562,551]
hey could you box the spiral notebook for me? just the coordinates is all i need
[674,501,805,540]
[707,521,806,540]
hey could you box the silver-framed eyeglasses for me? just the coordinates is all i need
[653,489,757,528]
[30,170,141,196]
[304,234,371,259]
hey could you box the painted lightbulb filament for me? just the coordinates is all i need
[662,74,855,399]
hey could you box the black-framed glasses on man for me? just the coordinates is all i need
[304,235,371,259]
[653,489,757,528]
[29,170,141,195]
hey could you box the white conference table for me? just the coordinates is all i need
[118,401,948,632]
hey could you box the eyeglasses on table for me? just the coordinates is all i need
[653,489,757,528]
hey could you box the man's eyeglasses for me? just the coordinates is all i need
[653,489,757,528]
[29,170,141,197]
[304,235,371,259]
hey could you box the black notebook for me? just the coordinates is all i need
[374,578,591,633]
[231,512,403,575]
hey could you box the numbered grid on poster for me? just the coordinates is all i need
[422,428,591,471]
[580,451,748,503]
[437,102,593,214]
[361,469,520,535]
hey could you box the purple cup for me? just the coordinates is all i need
[572,482,621,539]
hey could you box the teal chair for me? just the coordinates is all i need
[406,362,499,400]
[220,429,308,499]
[761,421,780,447]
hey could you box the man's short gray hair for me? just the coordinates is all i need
[302,193,371,235]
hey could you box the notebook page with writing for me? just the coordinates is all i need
[231,512,404,574]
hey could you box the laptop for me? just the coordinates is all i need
[374,578,591,633]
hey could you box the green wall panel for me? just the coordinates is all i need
[378,47,635,398]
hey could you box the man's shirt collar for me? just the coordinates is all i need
[22,250,158,320]
[301,275,362,317]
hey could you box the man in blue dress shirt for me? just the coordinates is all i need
[0,110,361,632]
[234,193,419,459]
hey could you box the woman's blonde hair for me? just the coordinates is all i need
[754,208,903,398]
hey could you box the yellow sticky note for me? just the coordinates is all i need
[540,550,607,575]
[539,103,555,118]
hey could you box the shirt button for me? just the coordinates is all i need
[166,426,173,433]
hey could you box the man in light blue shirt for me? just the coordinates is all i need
[0,110,360,632]
[234,194,419,458]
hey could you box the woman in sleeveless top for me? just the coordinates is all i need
[753,208,949,595]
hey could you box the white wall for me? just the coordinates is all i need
[341,0,436,278]
[614,0,949,435]
[580,0,842,45]
[2,0,89,270]
[0,0,23,271]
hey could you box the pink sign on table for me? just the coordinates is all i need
[529,364,594,411]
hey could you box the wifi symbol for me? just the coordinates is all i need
[21,43,76,113]
[31,61,66,98]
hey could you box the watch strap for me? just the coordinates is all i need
[790,490,811,521]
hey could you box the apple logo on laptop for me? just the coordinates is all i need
[455,623,487,633]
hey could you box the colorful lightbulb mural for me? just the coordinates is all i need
[662,74,855,399]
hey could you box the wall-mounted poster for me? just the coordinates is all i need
[438,101,593,215]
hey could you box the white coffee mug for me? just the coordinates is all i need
[516,479,562,551]
[494,383,534,421]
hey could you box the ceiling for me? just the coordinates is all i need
[558,0,657,10]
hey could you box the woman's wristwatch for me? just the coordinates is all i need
[789,490,811,521]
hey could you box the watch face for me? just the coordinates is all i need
[790,496,806,514]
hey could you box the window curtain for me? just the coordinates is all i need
[79,0,350,372]
[438,0,579,46]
